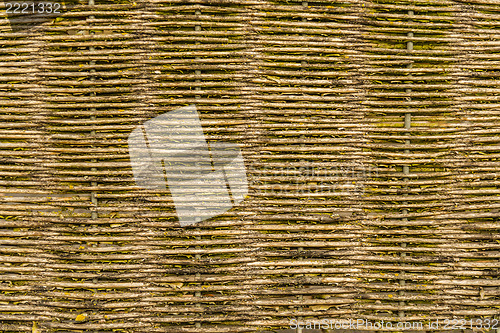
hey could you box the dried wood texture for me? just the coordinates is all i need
[0,0,499,332]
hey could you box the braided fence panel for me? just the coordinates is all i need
[0,0,499,332]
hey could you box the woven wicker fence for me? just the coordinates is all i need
[1,0,499,332]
